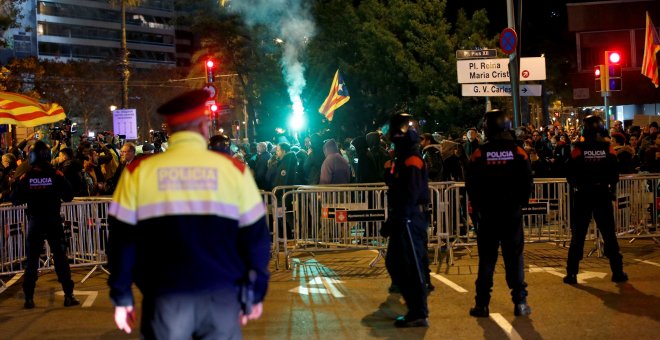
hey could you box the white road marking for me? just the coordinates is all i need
[528,265,605,284]
[490,313,523,340]
[634,259,660,267]
[430,273,468,293]
[0,273,23,294]
[55,290,98,308]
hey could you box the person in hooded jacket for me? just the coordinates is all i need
[366,131,390,182]
[274,142,299,239]
[465,109,533,318]
[420,133,444,182]
[303,133,325,185]
[320,139,351,185]
[380,113,431,328]
[56,147,85,196]
[253,142,271,190]
[351,136,379,183]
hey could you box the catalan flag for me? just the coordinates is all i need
[0,91,66,127]
[318,70,350,121]
[642,11,660,88]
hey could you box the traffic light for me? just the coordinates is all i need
[604,51,622,91]
[594,65,606,92]
[205,58,216,84]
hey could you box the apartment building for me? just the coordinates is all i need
[2,0,193,68]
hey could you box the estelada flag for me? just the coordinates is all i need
[318,70,350,121]
[642,11,660,88]
[0,91,66,127]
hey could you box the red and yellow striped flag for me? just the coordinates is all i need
[318,70,350,122]
[0,91,66,127]
[642,11,660,88]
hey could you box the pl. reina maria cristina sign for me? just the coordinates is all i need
[456,57,546,83]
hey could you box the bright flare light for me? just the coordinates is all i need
[289,95,305,131]
[289,115,305,131]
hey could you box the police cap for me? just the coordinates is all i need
[157,89,209,126]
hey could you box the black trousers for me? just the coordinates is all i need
[24,218,74,300]
[567,189,623,275]
[474,210,528,307]
[141,289,242,340]
[385,213,428,319]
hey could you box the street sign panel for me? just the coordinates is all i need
[499,28,518,55]
[456,49,497,59]
[461,84,542,97]
[456,57,546,83]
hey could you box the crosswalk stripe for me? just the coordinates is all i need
[490,313,523,340]
[634,259,660,267]
[430,273,468,293]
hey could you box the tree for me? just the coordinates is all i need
[176,0,501,141]
[108,0,144,109]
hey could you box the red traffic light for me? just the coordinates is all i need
[605,51,621,65]
[206,60,215,68]
[608,52,620,64]
[210,104,218,112]
[594,66,601,77]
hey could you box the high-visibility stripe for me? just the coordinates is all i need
[239,202,266,227]
[109,202,137,225]
[137,200,240,221]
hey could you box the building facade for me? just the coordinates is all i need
[567,0,660,119]
[2,0,192,68]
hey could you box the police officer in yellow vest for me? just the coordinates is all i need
[107,90,271,339]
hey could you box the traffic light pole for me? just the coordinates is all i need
[603,91,610,130]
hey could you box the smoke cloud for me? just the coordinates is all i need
[228,0,316,121]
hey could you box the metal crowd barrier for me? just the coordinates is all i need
[5,174,660,280]
[1,204,29,278]
[524,179,572,244]
[260,191,280,270]
[279,186,389,269]
[63,198,112,283]
[614,175,660,243]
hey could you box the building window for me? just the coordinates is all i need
[579,30,631,71]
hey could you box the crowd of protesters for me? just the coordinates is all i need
[0,132,157,202]
[2,118,659,202]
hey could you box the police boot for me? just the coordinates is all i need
[611,271,629,283]
[514,303,532,317]
[24,299,35,309]
[563,274,578,284]
[64,295,80,307]
[394,315,429,328]
[469,305,489,318]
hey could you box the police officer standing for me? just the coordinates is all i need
[381,113,430,328]
[11,141,79,309]
[465,109,532,317]
[107,90,271,338]
[564,115,627,284]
